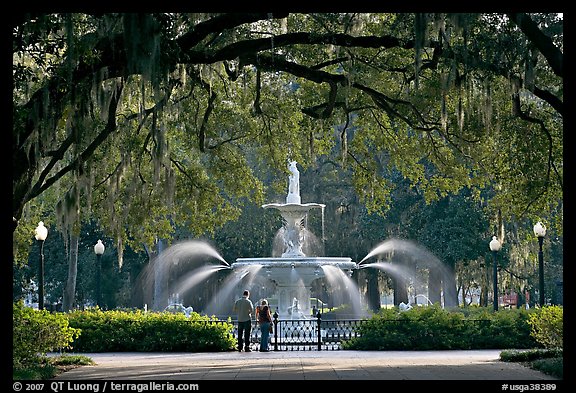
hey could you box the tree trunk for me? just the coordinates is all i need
[62,234,79,311]
[428,268,442,305]
[367,269,381,312]
[393,276,408,305]
[480,262,490,307]
[153,238,166,311]
[443,264,459,308]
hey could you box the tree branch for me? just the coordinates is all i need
[27,81,125,203]
[507,13,563,78]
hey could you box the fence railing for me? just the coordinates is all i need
[228,313,365,351]
[225,315,499,351]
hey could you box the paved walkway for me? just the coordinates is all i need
[54,350,561,382]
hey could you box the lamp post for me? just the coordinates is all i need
[94,240,105,308]
[533,222,546,307]
[489,236,501,311]
[34,221,48,310]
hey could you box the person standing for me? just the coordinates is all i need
[256,299,273,352]
[233,289,254,352]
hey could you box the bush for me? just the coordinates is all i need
[500,348,562,362]
[65,308,237,352]
[527,305,563,349]
[342,305,539,350]
[13,301,80,370]
[500,348,563,379]
[530,357,563,379]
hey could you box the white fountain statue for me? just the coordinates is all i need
[286,160,301,204]
[234,160,358,319]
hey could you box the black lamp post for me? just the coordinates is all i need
[533,222,546,307]
[489,236,501,311]
[94,239,105,308]
[34,221,48,310]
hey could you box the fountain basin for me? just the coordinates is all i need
[233,257,357,319]
[235,256,355,267]
[262,202,325,211]
[234,257,356,281]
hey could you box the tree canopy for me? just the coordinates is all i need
[12,12,563,260]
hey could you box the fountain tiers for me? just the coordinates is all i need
[232,161,358,319]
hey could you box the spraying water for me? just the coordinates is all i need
[134,240,230,311]
[321,265,363,318]
[359,238,455,307]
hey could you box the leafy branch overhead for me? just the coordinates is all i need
[13,12,563,248]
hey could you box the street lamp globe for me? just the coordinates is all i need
[35,221,48,241]
[94,239,105,255]
[489,236,501,252]
[533,222,546,238]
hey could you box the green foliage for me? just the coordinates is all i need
[529,357,563,379]
[320,303,368,320]
[65,308,236,352]
[500,348,563,379]
[13,13,563,257]
[50,354,95,366]
[12,301,80,370]
[12,358,58,381]
[500,347,562,362]
[342,305,538,350]
[527,305,563,349]
[13,354,95,380]
[12,13,563,332]
[410,190,490,266]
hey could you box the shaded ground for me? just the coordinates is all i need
[54,349,560,381]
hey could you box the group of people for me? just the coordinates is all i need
[232,289,273,352]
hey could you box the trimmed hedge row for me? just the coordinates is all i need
[341,305,562,350]
[65,308,237,352]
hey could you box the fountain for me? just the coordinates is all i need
[233,161,358,319]
[137,161,359,319]
[137,162,450,318]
